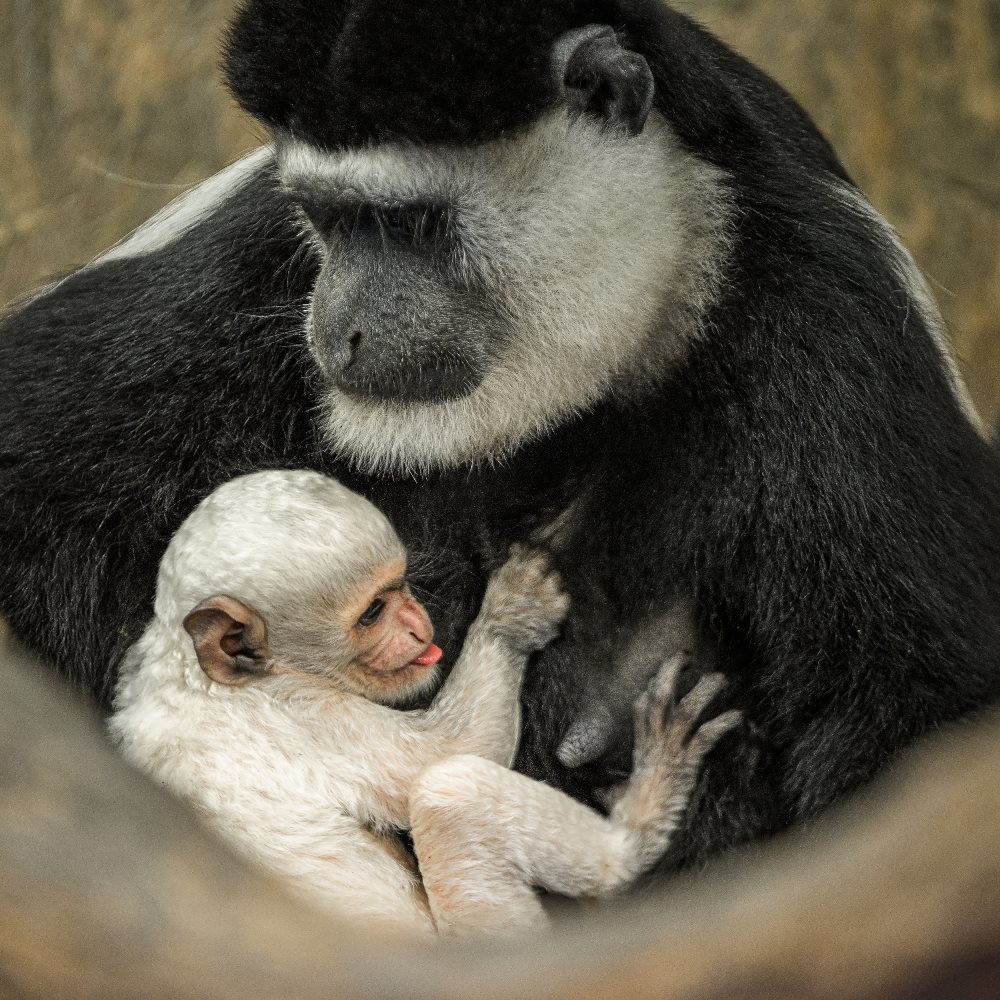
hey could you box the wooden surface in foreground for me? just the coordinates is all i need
[2,629,999,1000]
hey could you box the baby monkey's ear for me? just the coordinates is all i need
[183,595,272,686]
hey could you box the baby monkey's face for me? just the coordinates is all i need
[340,558,444,704]
[182,557,443,705]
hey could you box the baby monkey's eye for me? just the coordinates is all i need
[357,598,385,627]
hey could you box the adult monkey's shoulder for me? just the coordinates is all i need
[0,151,324,703]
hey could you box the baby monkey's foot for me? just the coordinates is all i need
[634,656,741,771]
[614,654,742,871]
[481,545,570,653]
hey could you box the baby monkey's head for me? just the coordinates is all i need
[155,470,443,705]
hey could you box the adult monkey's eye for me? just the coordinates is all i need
[294,195,356,240]
[357,598,385,627]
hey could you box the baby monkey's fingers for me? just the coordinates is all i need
[634,664,738,766]
[689,709,743,755]
[631,652,686,758]
[481,546,570,652]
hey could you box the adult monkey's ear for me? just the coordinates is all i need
[553,25,655,137]
[183,595,272,687]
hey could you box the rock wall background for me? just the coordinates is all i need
[2,0,999,427]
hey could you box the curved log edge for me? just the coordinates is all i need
[1,629,998,1000]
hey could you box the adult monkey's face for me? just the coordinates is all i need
[225,1,732,475]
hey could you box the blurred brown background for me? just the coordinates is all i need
[2,0,999,428]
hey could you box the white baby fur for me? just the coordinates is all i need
[278,109,734,475]
[148,467,403,633]
[110,470,434,929]
[111,469,575,935]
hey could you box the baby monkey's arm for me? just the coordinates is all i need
[353,546,565,833]
[414,545,568,766]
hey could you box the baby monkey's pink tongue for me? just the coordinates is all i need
[412,644,443,667]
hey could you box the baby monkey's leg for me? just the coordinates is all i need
[410,655,740,937]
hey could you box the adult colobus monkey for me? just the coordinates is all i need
[1,0,998,872]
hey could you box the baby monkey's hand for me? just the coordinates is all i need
[480,545,570,653]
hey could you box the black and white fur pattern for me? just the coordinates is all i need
[1,0,999,874]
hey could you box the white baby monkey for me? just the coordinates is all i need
[109,470,739,937]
